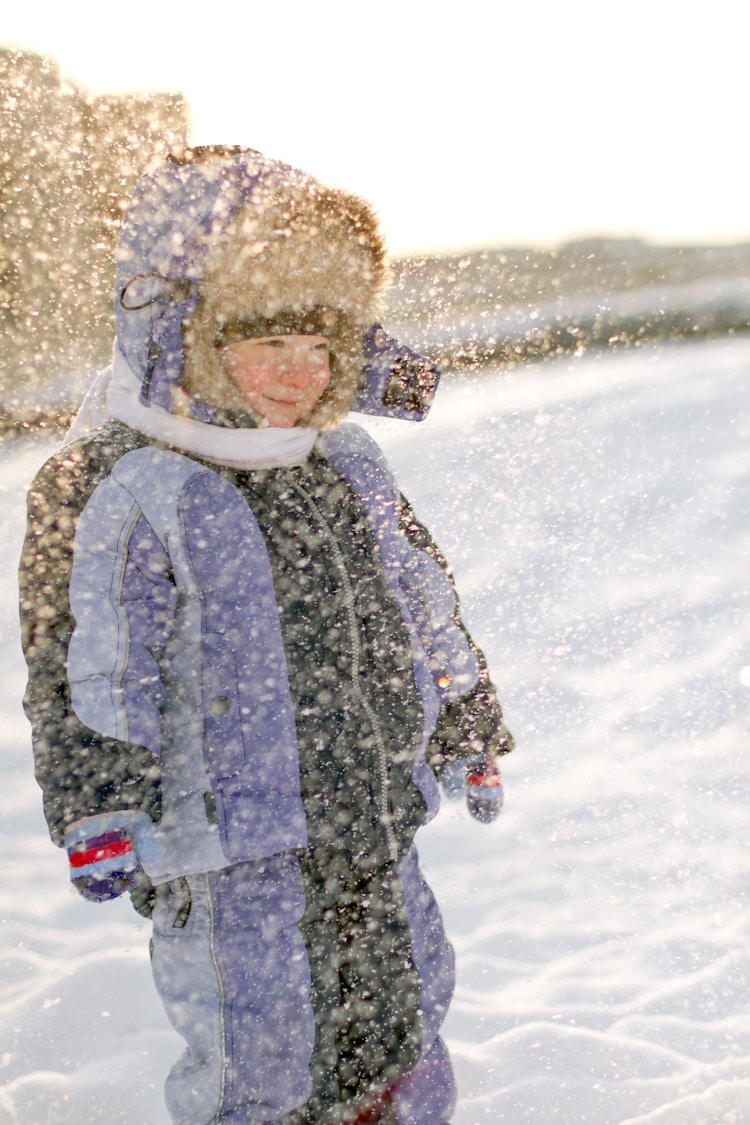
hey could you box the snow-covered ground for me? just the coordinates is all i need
[2,335,749,1124]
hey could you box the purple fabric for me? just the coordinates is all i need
[67,476,175,753]
[389,1036,456,1125]
[355,326,441,422]
[180,471,308,860]
[151,855,315,1122]
[118,514,176,752]
[209,857,315,1116]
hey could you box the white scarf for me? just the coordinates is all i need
[63,345,319,470]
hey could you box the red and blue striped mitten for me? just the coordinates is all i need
[465,753,504,823]
[64,811,161,903]
[439,752,504,822]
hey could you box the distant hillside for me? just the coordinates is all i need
[383,239,750,367]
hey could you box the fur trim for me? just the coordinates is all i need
[182,180,388,428]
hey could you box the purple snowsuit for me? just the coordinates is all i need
[19,150,512,1124]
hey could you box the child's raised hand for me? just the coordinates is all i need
[64,811,161,902]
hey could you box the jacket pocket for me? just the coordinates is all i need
[152,875,193,937]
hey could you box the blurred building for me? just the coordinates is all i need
[0,48,188,416]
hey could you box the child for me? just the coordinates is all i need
[19,146,513,1125]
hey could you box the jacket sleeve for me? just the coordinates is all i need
[397,494,514,776]
[18,441,164,849]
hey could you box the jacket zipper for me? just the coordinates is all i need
[290,482,399,863]
[206,873,228,1124]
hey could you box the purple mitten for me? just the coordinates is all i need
[64,811,161,903]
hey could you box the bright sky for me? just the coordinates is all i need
[4,1,750,256]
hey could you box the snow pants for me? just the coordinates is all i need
[150,846,456,1124]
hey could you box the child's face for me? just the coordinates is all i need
[221,335,331,427]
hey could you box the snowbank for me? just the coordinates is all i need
[2,336,749,1123]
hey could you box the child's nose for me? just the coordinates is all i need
[280,352,319,383]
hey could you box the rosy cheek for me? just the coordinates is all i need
[227,361,275,394]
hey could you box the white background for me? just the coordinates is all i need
[4,0,750,254]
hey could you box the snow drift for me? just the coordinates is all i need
[1,335,749,1123]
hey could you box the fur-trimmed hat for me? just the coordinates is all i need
[182,179,388,428]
